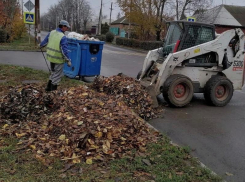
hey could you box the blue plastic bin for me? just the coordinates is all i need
[63,38,104,78]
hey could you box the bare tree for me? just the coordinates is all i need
[153,0,171,40]
[41,0,93,33]
[169,0,213,20]
[80,1,93,33]
[116,12,121,19]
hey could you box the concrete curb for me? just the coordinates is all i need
[0,49,43,52]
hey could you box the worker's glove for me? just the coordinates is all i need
[67,59,72,67]
[38,44,45,49]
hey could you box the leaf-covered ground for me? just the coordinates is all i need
[1,84,160,165]
[0,64,222,181]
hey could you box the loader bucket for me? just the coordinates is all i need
[117,73,159,108]
[140,81,159,108]
[145,85,159,108]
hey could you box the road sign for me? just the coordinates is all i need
[24,0,35,12]
[187,17,196,22]
[24,12,35,24]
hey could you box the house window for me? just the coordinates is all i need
[109,27,119,35]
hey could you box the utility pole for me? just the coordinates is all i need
[35,0,41,44]
[109,2,113,25]
[98,0,102,35]
[128,0,132,39]
[22,0,23,16]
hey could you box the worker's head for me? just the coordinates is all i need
[59,20,70,32]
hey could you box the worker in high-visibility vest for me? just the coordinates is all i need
[40,20,72,91]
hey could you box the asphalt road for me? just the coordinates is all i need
[0,44,146,77]
[1,36,245,182]
[152,91,245,182]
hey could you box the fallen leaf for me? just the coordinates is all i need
[30,145,36,150]
[176,171,184,175]
[142,159,151,166]
[169,173,172,179]
[225,172,234,176]
[86,158,93,165]
[61,163,75,172]
[59,173,67,178]
[2,124,8,129]
[15,133,26,138]
[95,132,103,138]
[72,153,81,164]
[77,121,83,126]
[59,135,66,141]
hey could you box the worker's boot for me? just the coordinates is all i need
[51,84,57,91]
[45,80,52,92]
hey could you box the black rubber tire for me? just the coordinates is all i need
[136,70,142,79]
[162,74,194,107]
[204,76,233,107]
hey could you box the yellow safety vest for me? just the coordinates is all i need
[46,30,65,63]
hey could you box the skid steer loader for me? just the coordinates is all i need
[137,21,245,107]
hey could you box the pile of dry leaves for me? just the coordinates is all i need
[1,83,160,164]
[0,85,58,122]
[92,75,160,120]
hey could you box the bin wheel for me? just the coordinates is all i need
[79,76,84,81]
[82,76,96,83]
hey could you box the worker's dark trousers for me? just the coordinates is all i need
[50,62,64,85]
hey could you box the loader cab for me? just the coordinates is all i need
[162,21,215,57]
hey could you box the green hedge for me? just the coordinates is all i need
[105,32,114,42]
[116,37,163,50]
[0,29,7,43]
[93,35,106,41]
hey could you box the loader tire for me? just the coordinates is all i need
[162,74,194,107]
[204,76,233,107]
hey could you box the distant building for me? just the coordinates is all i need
[193,5,245,34]
[102,19,114,24]
[110,16,136,38]
[86,18,114,35]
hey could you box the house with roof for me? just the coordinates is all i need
[110,16,136,38]
[193,5,245,34]
[86,18,115,35]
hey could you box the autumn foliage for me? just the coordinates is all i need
[117,0,171,40]
[0,0,26,42]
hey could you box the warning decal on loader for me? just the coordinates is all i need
[194,48,200,54]
[233,60,243,71]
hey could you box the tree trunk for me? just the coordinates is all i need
[180,0,191,20]
[176,0,179,20]
[84,21,87,34]
[156,30,161,41]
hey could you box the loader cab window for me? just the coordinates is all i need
[181,25,214,50]
[181,25,201,50]
[196,27,214,44]
[163,24,182,56]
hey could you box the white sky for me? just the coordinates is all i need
[22,0,245,21]
[22,0,121,21]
